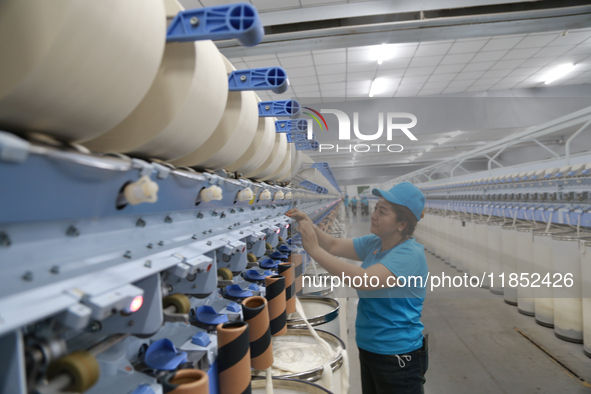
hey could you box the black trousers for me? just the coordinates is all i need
[358,339,428,394]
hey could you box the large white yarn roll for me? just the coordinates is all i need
[170,55,258,168]
[84,39,228,160]
[246,133,287,180]
[0,0,165,142]
[278,152,309,181]
[227,116,275,174]
[279,149,303,181]
[266,145,292,181]
[301,154,314,166]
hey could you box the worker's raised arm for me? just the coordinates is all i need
[287,209,360,260]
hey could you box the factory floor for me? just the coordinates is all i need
[339,209,591,394]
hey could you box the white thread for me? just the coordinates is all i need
[545,210,552,233]
[265,366,273,394]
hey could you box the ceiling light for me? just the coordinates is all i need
[417,152,424,156]
[369,78,384,97]
[377,43,386,65]
[425,146,433,152]
[544,64,576,84]
[369,79,378,97]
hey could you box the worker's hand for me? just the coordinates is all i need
[285,208,311,223]
[298,219,320,256]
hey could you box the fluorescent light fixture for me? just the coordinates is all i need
[425,146,434,152]
[433,138,448,145]
[368,78,389,97]
[448,130,462,138]
[377,43,386,65]
[417,152,424,156]
[369,79,378,97]
[544,63,576,84]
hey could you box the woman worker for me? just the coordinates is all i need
[288,182,428,394]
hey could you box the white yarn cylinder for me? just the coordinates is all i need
[84,39,228,160]
[227,116,275,174]
[245,132,287,180]
[0,0,166,142]
[170,55,258,169]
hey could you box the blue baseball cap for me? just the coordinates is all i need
[372,182,425,221]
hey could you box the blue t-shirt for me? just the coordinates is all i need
[351,198,358,205]
[361,199,369,206]
[353,235,428,355]
[344,198,349,205]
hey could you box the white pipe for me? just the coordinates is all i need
[566,118,591,165]
[384,106,591,185]
[450,159,466,178]
[532,138,560,159]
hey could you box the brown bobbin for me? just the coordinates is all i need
[216,321,251,394]
[164,369,209,394]
[241,296,273,370]
[278,262,295,314]
[265,275,287,336]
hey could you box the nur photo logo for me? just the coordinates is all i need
[303,108,418,153]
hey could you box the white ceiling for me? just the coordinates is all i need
[179,0,591,185]
[231,30,591,102]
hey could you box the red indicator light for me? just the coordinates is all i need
[242,247,245,252]
[207,263,212,272]
[286,224,290,229]
[129,295,143,313]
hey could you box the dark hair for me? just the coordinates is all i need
[387,202,418,237]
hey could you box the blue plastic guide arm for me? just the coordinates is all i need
[258,100,301,118]
[299,180,328,194]
[166,3,263,46]
[275,119,308,133]
[229,67,289,94]
[295,141,319,151]
[287,132,315,142]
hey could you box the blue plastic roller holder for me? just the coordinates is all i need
[258,100,301,118]
[295,141,319,151]
[245,269,266,280]
[269,251,288,260]
[191,332,212,347]
[166,3,263,46]
[287,132,315,143]
[225,284,253,298]
[248,283,260,291]
[260,259,279,269]
[229,67,289,94]
[278,245,291,253]
[275,119,308,133]
[144,339,188,371]
[196,305,228,325]
[226,302,241,312]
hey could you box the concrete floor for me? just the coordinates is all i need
[337,208,591,394]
